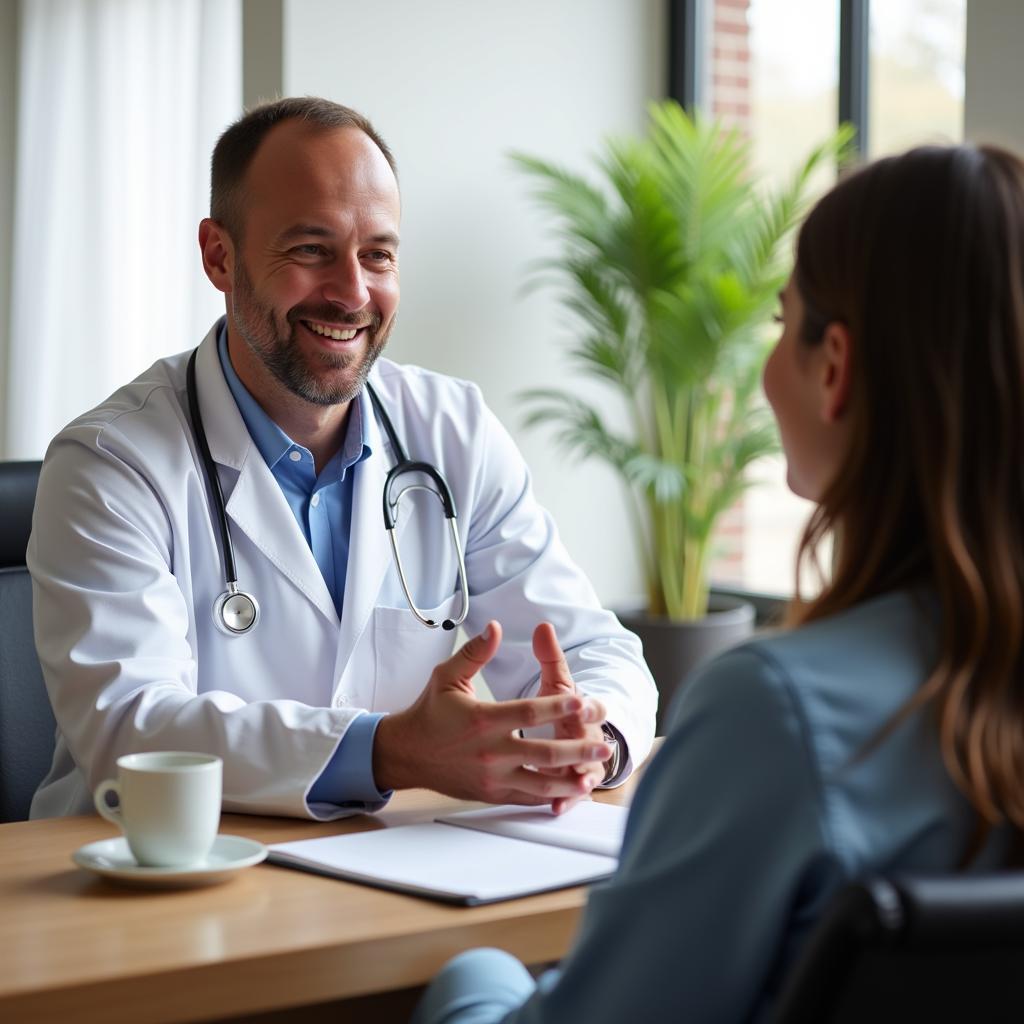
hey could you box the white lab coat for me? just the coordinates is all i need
[28,323,657,820]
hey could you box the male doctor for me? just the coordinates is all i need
[28,97,657,820]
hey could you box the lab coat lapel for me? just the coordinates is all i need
[335,377,408,675]
[193,331,339,627]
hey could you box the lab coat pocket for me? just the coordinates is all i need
[372,594,461,711]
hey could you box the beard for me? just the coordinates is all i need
[230,260,393,407]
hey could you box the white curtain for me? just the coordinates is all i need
[5,0,241,458]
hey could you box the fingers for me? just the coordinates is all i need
[533,622,575,697]
[502,791,593,814]
[551,794,589,816]
[484,691,605,733]
[502,765,602,801]
[432,620,503,693]
[513,736,611,770]
[490,790,597,813]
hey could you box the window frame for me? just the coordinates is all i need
[667,0,870,152]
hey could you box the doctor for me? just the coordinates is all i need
[28,97,657,820]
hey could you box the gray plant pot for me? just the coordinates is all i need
[617,594,756,735]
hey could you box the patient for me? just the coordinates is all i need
[412,143,1024,1022]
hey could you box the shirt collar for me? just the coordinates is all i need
[216,321,372,476]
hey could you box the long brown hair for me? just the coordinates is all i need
[788,144,1024,836]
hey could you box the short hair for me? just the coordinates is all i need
[210,96,397,240]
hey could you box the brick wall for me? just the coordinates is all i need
[711,0,752,130]
[708,0,752,585]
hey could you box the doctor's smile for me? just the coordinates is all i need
[294,311,382,348]
[303,321,361,341]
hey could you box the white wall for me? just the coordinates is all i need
[964,0,1024,151]
[284,0,665,607]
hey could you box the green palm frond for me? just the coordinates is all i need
[728,124,856,287]
[513,102,843,619]
[563,258,633,340]
[519,389,633,469]
[569,333,634,389]
[508,154,611,250]
[619,451,686,504]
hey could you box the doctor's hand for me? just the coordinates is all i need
[372,620,611,807]
[532,622,611,815]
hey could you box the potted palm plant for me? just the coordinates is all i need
[513,102,848,729]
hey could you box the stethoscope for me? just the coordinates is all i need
[185,349,470,637]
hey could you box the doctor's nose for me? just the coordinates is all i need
[321,256,370,311]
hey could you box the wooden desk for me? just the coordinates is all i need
[0,776,643,1024]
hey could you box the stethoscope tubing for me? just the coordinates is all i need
[369,379,469,631]
[186,349,238,585]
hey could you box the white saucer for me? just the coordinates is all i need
[72,834,268,888]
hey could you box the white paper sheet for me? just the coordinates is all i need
[435,801,628,858]
[268,821,618,904]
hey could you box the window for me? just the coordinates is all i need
[869,0,966,157]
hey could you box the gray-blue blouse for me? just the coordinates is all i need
[413,589,1011,1023]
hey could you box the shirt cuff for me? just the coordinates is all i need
[307,712,393,808]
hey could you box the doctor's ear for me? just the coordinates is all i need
[198,218,235,294]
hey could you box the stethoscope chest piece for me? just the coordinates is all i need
[214,584,260,635]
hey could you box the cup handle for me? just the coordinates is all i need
[93,779,124,829]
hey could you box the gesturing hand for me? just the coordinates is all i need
[532,621,609,814]
[372,620,612,806]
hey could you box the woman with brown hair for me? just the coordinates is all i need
[413,144,1024,1023]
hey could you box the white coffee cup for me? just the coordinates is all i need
[93,752,223,868]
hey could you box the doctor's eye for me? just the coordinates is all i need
[293,244,329,258]
[363,250,395,265]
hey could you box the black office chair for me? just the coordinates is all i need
[0,566,55,821]
[772,873,1024,1023]
[0,459,42,567]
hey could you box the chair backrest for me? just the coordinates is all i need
[0,460,42,568]
[0,566,56,821]
[772,873,1024,1023]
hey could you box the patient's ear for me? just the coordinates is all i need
[198,218,234,294]
[819,321,853,423]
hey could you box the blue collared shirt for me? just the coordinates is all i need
[216,325,389,809]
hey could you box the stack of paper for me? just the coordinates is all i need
[268,800,629,905]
